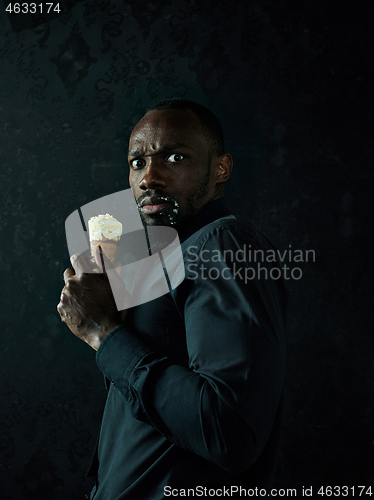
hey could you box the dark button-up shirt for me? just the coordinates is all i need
[89,199,287,499]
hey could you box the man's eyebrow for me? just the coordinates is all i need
[128,143,190,157]
[128,149,143,158]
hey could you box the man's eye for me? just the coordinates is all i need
[166,153,185,163]
[130,159,145,169]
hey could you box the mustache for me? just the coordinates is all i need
[136,191,179,208]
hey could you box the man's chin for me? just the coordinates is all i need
[140,213,178,228]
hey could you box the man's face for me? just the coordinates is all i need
[128,109,219,232]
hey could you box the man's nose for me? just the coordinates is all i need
[139,158,167,190]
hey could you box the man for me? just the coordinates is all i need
[57,99,287,499]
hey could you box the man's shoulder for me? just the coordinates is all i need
[180,213,274,255]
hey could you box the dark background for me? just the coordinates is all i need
[0,0,373,498]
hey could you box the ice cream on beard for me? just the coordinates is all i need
[88,213,122,264]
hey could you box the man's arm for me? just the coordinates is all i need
[94,227,287,473]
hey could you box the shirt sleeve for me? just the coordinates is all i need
[96,225,287,474]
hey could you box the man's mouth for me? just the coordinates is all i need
[142,203,172,215]
[140,196,174,215]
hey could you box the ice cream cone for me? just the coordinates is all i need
[88,213,122,264]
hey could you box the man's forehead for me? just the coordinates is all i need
[128,109,205,153]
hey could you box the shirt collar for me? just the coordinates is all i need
[178,199,231,243]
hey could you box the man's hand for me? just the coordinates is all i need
[57,248,128,351]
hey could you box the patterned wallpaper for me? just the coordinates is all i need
[0,0,373,498]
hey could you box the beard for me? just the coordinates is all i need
[137,165,211,234]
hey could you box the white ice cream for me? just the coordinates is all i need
[88,214,122,241]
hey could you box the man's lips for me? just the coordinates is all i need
[140,197,174,215]
[142,203,172,215]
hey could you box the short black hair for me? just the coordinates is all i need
[145,98,225,157]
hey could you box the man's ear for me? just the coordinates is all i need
[214,153,233,184]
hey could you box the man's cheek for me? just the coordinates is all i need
[128,173,137,191]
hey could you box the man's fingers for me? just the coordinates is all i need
[63,267,75,284]
[57,291,67,321]
[70,253,92,276]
